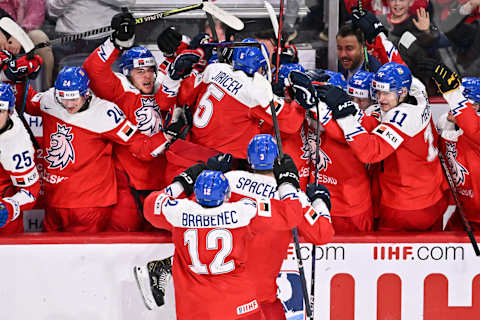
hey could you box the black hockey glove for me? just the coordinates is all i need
[4,54,42,82]
[206,153,233,173]
[316,85,357,120]
[272,44,299,66]
[111,8,136,50]
[306,183,332,211]
[432,64,461,94]
[172,163,206,196]
[273,154,300,189]
[289,70,318,110]
[157,27,182,57]
[351,7,387,43]
[306,69,331,83]
[163,116,186,140]
[188,32,213,63]
[167,49,202,80]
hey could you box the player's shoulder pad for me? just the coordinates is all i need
[40,90,128,133]
[0,112,35,172]
[382,102,431,137]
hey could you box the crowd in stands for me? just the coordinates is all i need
[0,0,478,236]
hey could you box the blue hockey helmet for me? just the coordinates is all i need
[232,38,268,76]
[324,70,347,90]
[194,170,231,207]
[54,66,90,100]
[462,77,480,103]
[372,62,412,96]
[119,46,157,76]
[273,63,306,96]
[348,70,374,99]
[247,134,278,170]
[0,82,15,114]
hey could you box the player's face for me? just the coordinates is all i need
[352,96,372,110]
[0,110,8,129]
[60,97,86,114]
[130,66,156,94]
[377,90,399,112]
[387,0,413,20]
[336,35,364,71]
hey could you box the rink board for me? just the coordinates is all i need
[0,232,478,320]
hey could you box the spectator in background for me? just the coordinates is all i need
[0,2,54,87]
[432,0,480,73]
[47,0,135,77]
[336,23,382,81]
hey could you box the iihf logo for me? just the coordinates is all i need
[300,127,331,172]
[45,124,75,170]
[135,101,163,136]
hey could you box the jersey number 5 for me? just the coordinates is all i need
[184,228,235,275]
[193,85,224,128]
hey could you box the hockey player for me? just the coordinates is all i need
[222,134,334,319]
[177,38,303,160]
[433,68,480,230]
[289,70,377,232]
[319,62,448,231]
[82,11,185,230]
[347,70,378,113]
[141,152,332,320]
[22,67,184,232]
[0,82,39,233]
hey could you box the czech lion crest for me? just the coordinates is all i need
[300,127,331,172]
[136,99,163,136]
[45,124,75,170]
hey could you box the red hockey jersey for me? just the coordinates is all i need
[83,39,179,190]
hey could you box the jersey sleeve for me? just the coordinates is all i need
[252,97,305,135]
[335,114,408,164]
[1,121,40,226]
[443,89,480,144]
[369,33,407,65]
[143,191,174,232]
[16,84,42,116]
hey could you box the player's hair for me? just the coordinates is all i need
[336,22,365,45]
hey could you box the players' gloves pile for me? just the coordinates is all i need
[316,85,357,120]
[432,64,461,94]
[157,27,182,57]
[111,8,136,50]
[0,201,9,228]
[167,49,204,80]
[163,106,192,142]
[172,163,207,196]
[206,153,233,173]
[288,70,318,110]
[273,154,300,189]
[351,7,387,43]
[3,53,43,82]
[306,183,332,211]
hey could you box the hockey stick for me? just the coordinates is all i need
[268,0,312,316]
[203,0,225,63]
[264,1,279,39]
[34,2,243,49]
[438,152,480,256]
[356,1,370,72]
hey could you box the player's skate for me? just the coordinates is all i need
[134,257,172,310]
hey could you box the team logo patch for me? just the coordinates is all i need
[445,141,469,186]
[135,101,163,136]
[45,124,75,170]
[300,127,331,172]
[258,198,272,217]
[236,299,259,315]
[117,120,137,142]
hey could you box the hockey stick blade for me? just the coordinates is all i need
[202,2,244,31]
[264,1,279,39]
[0,17,35,53]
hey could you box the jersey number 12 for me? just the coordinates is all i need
[184,228,235,275]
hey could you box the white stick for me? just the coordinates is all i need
[202,2,244,31]
[264,1,279,39]
[0,17,34,53]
